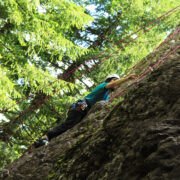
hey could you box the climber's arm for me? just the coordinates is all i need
[105,74,135,89]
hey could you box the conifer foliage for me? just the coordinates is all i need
[0,0,179,168]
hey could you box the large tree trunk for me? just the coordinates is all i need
[1,27,180,180]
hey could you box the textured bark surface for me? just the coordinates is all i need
[1,27,180,180]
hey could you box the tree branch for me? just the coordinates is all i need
[0,21,14,34]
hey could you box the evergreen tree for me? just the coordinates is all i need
[0,0,179,168]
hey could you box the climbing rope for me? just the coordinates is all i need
[74,9,180,80]
[125,28,180,74]
[109,44,180,102]
[24,39,180,154]
[0,5,179,114]
[1,6,179,128]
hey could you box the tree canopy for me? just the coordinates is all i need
[0,0,179,169]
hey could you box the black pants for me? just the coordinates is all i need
[47,109,87,141]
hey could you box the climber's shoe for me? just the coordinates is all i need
[33,138,49,148]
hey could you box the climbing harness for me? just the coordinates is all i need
[9,8,180,154]
[0,5,179,115]
[72,99,88,111]
[1,6,179,129]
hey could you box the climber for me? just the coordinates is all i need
[34,73,135,148]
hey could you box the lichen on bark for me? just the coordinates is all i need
[1,26,180,180]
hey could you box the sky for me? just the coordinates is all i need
[86,4,96,13]
[0,113,7,123]
[0,4,100,124]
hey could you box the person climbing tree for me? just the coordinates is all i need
[34,73,135,148]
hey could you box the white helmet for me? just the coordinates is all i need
[105,74,120,80]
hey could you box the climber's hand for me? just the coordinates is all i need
[128,73,136,79]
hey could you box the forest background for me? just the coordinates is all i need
[0,0,179,169]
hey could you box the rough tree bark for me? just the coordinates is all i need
[1,26,179,180]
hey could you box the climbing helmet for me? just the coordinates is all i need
[105,74,120,81]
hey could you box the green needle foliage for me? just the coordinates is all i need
[0,0,179,169]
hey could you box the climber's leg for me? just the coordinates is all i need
[47,109,86,141]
